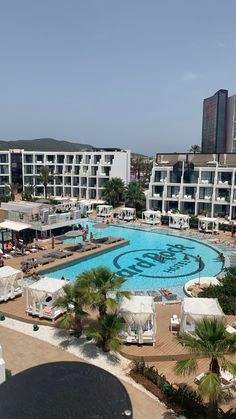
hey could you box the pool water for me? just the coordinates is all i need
[45,222,222,299]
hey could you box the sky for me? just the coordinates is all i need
[0,0,236,156]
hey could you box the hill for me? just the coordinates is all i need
[0,138,150,157]
[0,138,95,152]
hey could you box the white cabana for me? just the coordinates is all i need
[96,205,113,218]
[0,266,23,302]
[25,277,67,320]
[169,214,190,230]
[180,297,225,334]
[198,217,219,234]
[142,210,161,225]
[118,296,156,345]
[118,207,136,221]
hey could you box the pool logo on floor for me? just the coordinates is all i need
[113,243,205,279]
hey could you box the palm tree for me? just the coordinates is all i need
[76,266,130,318]
[125,181,145,210]
[39,166,54,199]
[175,317,236,419]
[54,283,89,336]
[131,156,145,180]
[188,144,201,154]
[87,313,123,352]
[22,185,34,201]
[4,183,18,201]
[102,177,125,206]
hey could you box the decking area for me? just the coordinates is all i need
[120,302,236,362]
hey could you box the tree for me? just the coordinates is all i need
[131,156,145,180]
[87,313,123,352]
[188,145,201,154]
[199,267,236,314]
[175,317,236,419]
[125,181,145,210]
[39,166,54,199]
[4,183,18,201]
[22,185,34,201]
[76,266,130,318]
[53,283,89,336]
[102,177,125,206]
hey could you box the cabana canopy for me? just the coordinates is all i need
[180,297,225,333]
[198,217,219,234]
[142,210,161,225]
[0,266,23,302]
[169,214,190,230]
[96,205,113,217]
[118,207,136,221]
[0,220,31,232]
[119,296,156,344]
[25,277,67,319]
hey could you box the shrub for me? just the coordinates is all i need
[5,369,12,379]
[132,361,207,418]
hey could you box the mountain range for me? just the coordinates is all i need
[0,138,149,157]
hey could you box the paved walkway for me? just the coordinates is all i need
[0,326,168,419]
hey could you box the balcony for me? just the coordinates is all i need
[215,196,229,203]
[183,194,193,200]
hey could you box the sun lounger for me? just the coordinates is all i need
[159,288,177,301]
[36,257,55,265]
[104,236,123,244]
[78,244,100,252]
[47,251,68,259]
[134,290,145,296]
[146,290,162,302]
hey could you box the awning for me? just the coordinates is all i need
[0,220,31,232]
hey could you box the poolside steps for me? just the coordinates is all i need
[229,252,236,267]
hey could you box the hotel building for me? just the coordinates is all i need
[201,89,236,153]
[147,153,236,219]
[0,148,130,200]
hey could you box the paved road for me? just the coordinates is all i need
[0,326,168,419]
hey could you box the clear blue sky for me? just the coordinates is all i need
[1,0,236,156]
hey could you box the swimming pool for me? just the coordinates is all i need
[45,222,222,299]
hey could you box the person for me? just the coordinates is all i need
[61,276,65,280]
[82,231,87,241]
[202,222,206,233]
[184,253,189,260]
[218,253,225,266]
[221,254,225,267]
[7,241,13,252]
[106,219,109,225]
[160,254,165,262]
[32,272,40,281]
[32,258,38,268]
[90,232,93,241]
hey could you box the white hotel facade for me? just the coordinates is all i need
[0,148,130,200]
[147,153,236,219]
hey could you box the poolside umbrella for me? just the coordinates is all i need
[93,222,109,237]
[64,230,84,244]
[64,230,84,239]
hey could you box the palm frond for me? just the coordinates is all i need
[221,359,236,376]
[174,358,197,376]
[198,372,221,400]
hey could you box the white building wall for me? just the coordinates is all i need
[21,149,130,199]
[147,159,236,219]
[0,345,6,384]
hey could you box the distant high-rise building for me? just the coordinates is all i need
[201,89,228,153]
[226,94,236,152]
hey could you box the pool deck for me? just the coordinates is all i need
[5,237,130,275]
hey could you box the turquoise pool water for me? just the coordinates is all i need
[44,222,222,298]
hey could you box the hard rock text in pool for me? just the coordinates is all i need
[113,243,205,279]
